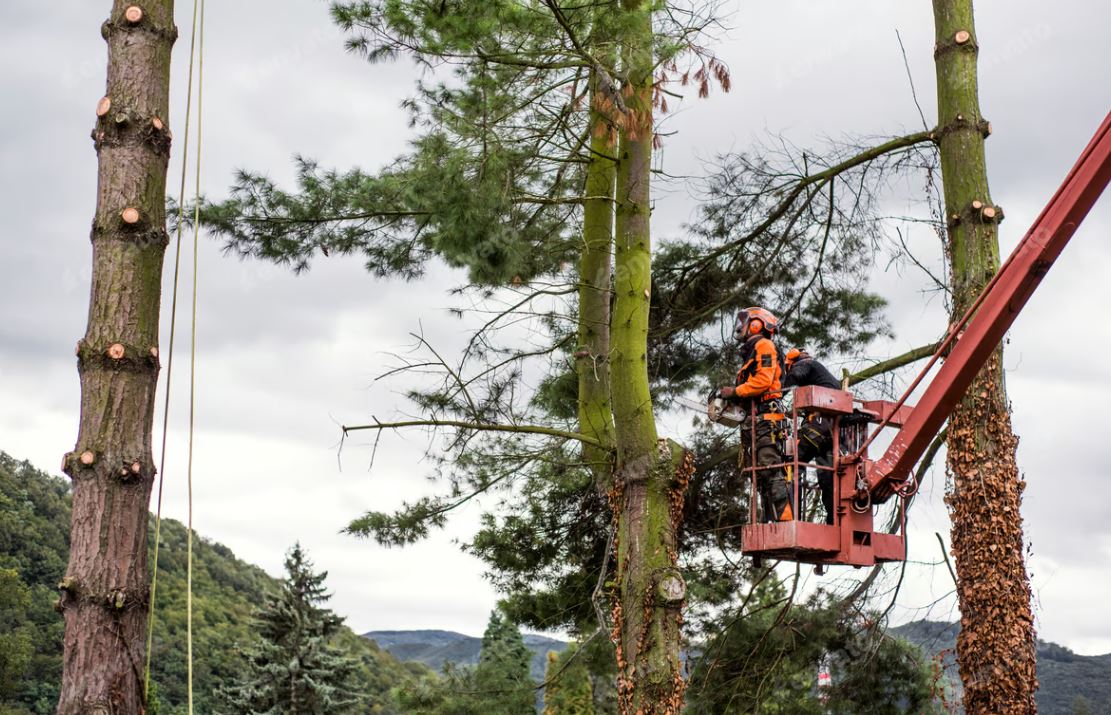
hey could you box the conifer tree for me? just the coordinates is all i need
[58,2,175,710]
[218,544,359,714]
[474,610,535,715]
[200,3,940,711]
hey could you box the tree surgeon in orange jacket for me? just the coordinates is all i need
[716,307,792,522]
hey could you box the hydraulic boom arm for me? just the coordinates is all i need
[864,109,1111,500]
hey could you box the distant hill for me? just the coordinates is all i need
[891,619,1111,714]
[0,451,425,715]
[365,628,568,680]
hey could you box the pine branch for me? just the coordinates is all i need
[693,130,937,271]
[342,418,609,449]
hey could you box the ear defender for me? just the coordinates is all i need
[749,318,764,335]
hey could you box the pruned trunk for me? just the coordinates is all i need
[931,1,1038,712]
[57,2,175,713]
[608,2,690,712]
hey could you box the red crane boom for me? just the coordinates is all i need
[866,109,1111,499]
[739,109,1111,568]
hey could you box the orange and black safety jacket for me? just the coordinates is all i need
[734,334,783,407]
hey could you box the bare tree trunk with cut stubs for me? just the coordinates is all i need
[57,2,176,713]
[931,1,1038,712]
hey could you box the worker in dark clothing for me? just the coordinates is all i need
[782,349,840,524]
[716,307,792,522]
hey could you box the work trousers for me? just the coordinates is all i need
[739,415,789,521]
[796,417,834,524]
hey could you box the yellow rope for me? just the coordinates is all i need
[144,0,203,702]
[186,1,206,712]
[143,1,206,711]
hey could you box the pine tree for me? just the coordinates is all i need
[58,2,175,710]
[543,645,594,715]
[474,610,535,715]
[218,544,359,714]
[200,3,938,711]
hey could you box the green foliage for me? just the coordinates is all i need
[217,544,361,714]
[0,569,33,703]
[391,664,482,715]
[687,582,941,714]
[0,452,423,715]
[474,610,535,714]
[543,644,594,715]
[467,448,607,630]
[0,453,68,714]
[390,609,535,714]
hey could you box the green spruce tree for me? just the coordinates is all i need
[218,544,359,714]
[475,610,536,715]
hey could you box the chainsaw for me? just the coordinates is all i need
[673,395,747,428]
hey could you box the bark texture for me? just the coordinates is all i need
[58,2,175,713]
[931,1,1038,712]
[577,66,618,485]
[608,2,689,711]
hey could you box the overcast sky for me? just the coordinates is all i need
[3,0,1111,656]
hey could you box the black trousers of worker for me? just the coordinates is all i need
[739,416,789,521]
[796,416,834,524]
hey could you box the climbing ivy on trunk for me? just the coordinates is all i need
[931,1,1038,711]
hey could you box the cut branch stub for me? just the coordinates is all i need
[954,30,971,44]
[96,96,112,117]
[151,117,163,131]
[971,200,983,211]
[124,5,143,23]
[80,450,96,466]
[981,206,998,221]
[148,346,159,358]
[120,207,140,224]
[107,343,126,360]
[655,568,686,606]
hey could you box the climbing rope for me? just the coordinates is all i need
[185,1,206,712]
[143,0,206,710]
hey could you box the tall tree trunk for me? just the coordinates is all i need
[577,67,618,484]
[931,2,1038,712]
[609,2,690,712]
[57,2,175,713]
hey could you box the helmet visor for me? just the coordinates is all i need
[733,312,749,340]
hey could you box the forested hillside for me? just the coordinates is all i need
[0,451,425,714]
[365,629,567,680]
[892,620,1111,714]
